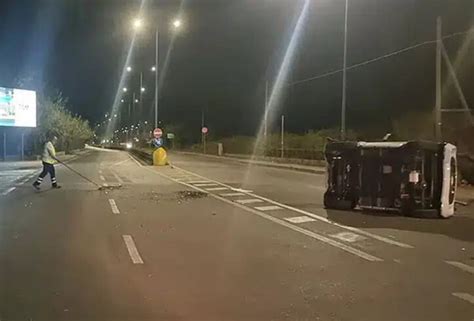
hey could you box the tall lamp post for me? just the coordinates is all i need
[340,0,349,140]
[132,17,182,129]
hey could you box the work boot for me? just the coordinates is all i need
[52,184,62,189]
[32,182,40,191]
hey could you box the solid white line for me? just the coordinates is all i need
[194,183,218,187]
[254,205,283,211]
[220,192,246,197]
[445,261,474,274]
[108,199,120,214]
[452,293,474,305]
[172,165,414,249]
[188,180,211,184]
[236,199,264,204]
[112,172,124,184]
[128,154,144,167]
[113,158,131,166]
[144,167,382,262]
[1,187,16,196]
[123,235,144,264]
[206,187,228,191]
[284,216,316,223]
[100,175,106,181]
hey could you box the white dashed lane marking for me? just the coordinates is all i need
[188,180,211,184]
[108,199,120,214]
[122,235,144,264]
[445,261,474,275]
[254,205,283,211]
[284,216,316,224]
[452,293,474,305]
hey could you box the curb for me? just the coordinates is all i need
[173,151,326,175]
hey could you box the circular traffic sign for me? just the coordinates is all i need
[201,127,208,134]
[153,128,163,138]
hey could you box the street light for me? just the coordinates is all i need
[126,66,132,72]
[172,19,182,29]
[141,87,145,92]
[131,16,183,129]
[135,99,139,103]
[121,99,124,103]
[123,87,128,92]
[133,18,143,30]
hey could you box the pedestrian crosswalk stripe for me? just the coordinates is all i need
[236,199,263,204]
[220,192,245,197]
[254,205,282,211]
[284,216,316,223]
[206,187,228,191]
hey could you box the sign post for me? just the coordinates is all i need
[201,127,208,154]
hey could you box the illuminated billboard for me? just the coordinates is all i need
[0,86,36,128]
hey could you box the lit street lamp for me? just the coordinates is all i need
[126,66,132,72]
[172,19,182,29]
[132,18,143,30]
[131,16,183,129]
[123,87,128,92]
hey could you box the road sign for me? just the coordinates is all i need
[167,133,175,139]
[201,127,208,134]
[153,128,163,138]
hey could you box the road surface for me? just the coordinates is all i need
[0,147,472,321]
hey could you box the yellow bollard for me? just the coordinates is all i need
[153,147,168,166]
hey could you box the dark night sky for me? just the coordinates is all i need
[0,0,473,139]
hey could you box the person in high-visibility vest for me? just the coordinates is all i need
[33,135,61,190]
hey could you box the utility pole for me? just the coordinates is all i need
[3,130,6,161]
[264,80,268,139]
[340,0,349,141]
[21,132,24,161]
[132,92,136,124]
[139,72,143,123]
[435,16,442,141]
[201,109,205,154]
[155,28,160,129]
[280,115,285,159]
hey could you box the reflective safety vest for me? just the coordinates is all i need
[42,141,57,164]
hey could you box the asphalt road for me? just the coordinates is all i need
[0,147,472,321]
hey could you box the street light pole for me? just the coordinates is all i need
[139,72,143,123]
[341,0,349,140]
[155,27,160,129]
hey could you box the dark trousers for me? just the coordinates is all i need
[35,162,57,186]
